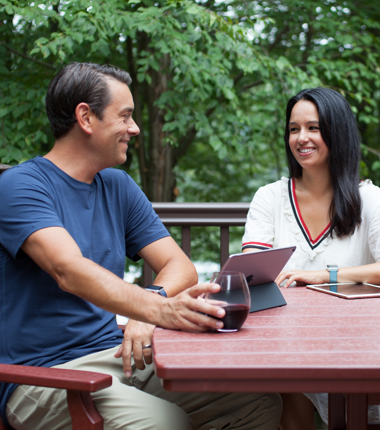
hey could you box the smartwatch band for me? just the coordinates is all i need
[326,265,339,284]
[145,285,167,297]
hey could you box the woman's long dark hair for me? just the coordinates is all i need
[284,87,362,238]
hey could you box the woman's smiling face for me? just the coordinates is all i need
[288,100,329,172]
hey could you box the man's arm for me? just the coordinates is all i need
[21,226,225,329]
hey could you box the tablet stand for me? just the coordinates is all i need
[249,281,287,313]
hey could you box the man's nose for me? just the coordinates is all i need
[128,120,140,136]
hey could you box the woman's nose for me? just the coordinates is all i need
[297,129,309,143]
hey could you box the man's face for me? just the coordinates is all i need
[91,79,140,167]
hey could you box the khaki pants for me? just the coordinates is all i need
[6,346,281,430]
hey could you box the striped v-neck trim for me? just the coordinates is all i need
[288,178,331,250]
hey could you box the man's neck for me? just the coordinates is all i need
[44,135,101,184]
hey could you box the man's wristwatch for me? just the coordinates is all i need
[326,264,339,283]
[144,285,167,297]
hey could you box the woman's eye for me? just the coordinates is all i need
[289,127,298,132]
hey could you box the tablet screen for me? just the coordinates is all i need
[306,283,380,299]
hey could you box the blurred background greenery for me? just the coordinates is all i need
[1,0,379,278]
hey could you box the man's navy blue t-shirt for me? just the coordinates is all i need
[0,157,169,427]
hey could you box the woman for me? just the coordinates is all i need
[242,87,380,429]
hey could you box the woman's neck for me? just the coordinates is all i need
[295,165,333,199]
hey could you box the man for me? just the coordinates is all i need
[0,63,281,430]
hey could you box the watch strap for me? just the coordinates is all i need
[329,269,338,283]
[326,265,339,284]
[145,285,167,297]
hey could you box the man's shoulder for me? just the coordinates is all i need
[98,167,129,181]
[97,168,140,193]
[1,158,38,174]
[0,158,45,187]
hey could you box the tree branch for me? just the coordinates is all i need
[234,71,244,85]
[268,24,290,52]
[362,144,380,160]
[240,79,264,91]
[172,105,216,166]
[1,43,57,71]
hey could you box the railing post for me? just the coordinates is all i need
[328,393,346,430]
[347,394,368,430]
[220,226,229,268]
[182,227,191,259]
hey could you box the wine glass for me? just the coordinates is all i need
[206,271,251,332]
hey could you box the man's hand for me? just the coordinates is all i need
[275,269,329,288]
[114,320,155,377]
[155,282,225,331]
[115,283,226,377]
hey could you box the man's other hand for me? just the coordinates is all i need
[114,320,154,378]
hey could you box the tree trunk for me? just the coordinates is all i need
[127,35,177,202]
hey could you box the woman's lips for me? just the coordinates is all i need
[297,148,316,156]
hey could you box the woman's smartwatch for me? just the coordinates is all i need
[144,285,167,297]
[326,265,339,283]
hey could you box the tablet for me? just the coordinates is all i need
[220,246,296,313]
[221,246,296,286]
[306,282,380,299]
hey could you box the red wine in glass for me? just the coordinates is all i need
[218,304,250,332]
[206,271,251,332]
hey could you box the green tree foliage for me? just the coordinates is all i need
[0,0,379,204]
[178,0,380,202]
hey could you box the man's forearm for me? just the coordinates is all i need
[56,255,164,323]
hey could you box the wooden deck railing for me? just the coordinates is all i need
[144,203,250,286]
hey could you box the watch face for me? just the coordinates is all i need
[327,265,339,271]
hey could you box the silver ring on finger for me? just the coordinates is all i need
[142,344,152,350]
[291,270,295,276]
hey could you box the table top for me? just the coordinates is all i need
[152,287,380,393]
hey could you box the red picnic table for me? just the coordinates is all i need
[153,287,380,430]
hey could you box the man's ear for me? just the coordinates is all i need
[75,103,95,135]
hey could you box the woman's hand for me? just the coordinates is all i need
[275,269,329,288]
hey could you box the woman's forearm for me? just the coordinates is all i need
[277,262,380,288]
[337,262,380,284]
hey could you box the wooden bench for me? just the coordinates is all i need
[0,365,112,430]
